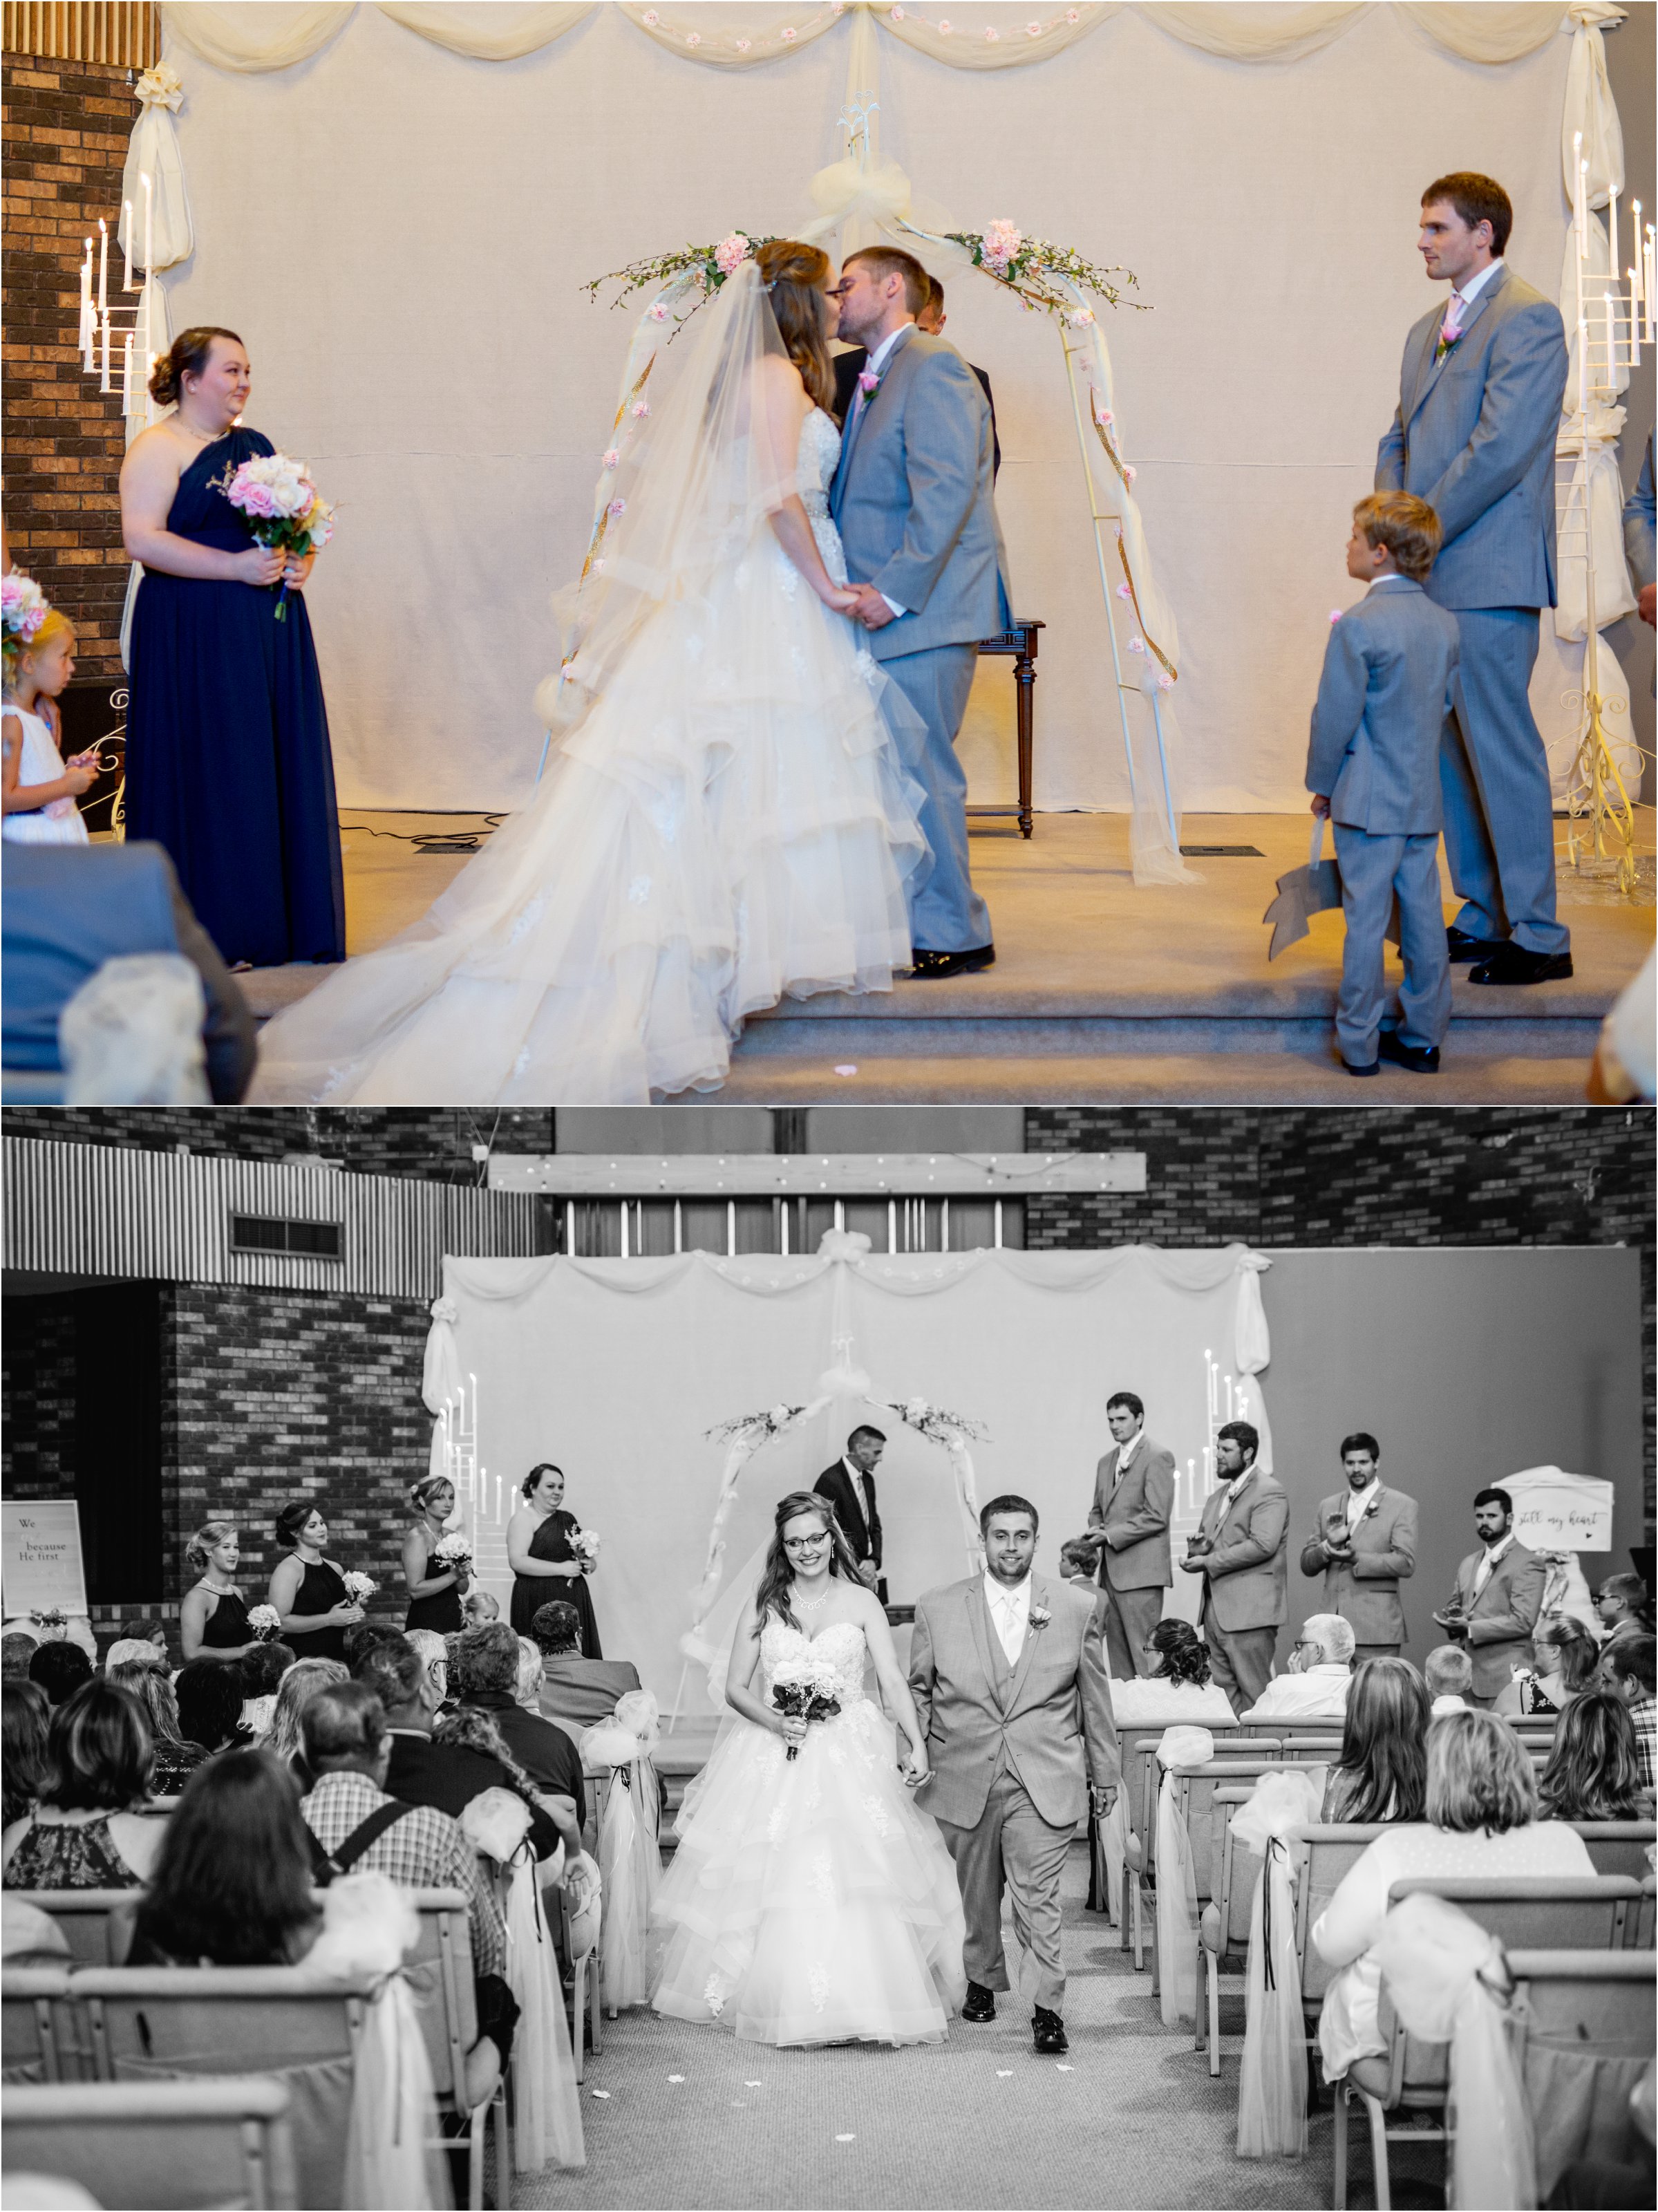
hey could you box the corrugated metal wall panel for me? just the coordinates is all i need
[3,2,159,66]
[1,1138,540,1300]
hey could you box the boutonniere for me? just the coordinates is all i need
[1432,328,1463,366]
[1028,1603,1052,1631]
[856,367,880,396]
[1361,1494,1380,1521]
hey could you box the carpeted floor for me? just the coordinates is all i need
[512,1840,1444,2211]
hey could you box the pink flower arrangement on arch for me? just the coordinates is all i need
[715,233,752,276]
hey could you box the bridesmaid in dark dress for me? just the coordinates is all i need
[402,1475,468,1636]
[267,1499,364,1665]
[507,1463,602,1658]
[178,1519,261,1661]
[119,326,345,969]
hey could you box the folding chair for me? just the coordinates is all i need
[1150,1760,1289,2000]
[1290,1822,1389,2066]
[2,2075,299,2209]
[23,1888,139,1967]
[1,1965,79,2084]
[1498,1944,1656,2195]
[1120,1732,1274,1972]
[1196,1783,1264,2074]
[563,1877,603,2080]
[406,1888,511,2211]
[1566,1821,1657,1882]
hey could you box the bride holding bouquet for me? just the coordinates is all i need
[651,1490,965,2047]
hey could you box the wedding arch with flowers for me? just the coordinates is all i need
[572,26,1194,888]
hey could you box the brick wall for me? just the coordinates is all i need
[1,1107,560,1181]
[1,1290,78,1500]
[1,56,137,679]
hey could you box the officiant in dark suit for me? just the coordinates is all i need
[834,274,1000,479]
[815,1425,886,1602]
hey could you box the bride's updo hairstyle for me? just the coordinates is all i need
[149,326,243,409]
[755,1490,860,1632]
[756,240,835,418]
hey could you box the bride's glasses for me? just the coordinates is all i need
[783,1533,829,1553]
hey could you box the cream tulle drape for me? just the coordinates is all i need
[160,0,1578,75]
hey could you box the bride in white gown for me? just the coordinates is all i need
[652,1490,967,2047]
[252,243,927,1105]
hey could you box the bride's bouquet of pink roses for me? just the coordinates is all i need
[769,1653,842,1760]
[215,451,335,621]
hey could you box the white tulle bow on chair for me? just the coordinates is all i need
[1229,1766,1324,2161]
[1152,1727,1214,2027]
[581,1691,663,2016]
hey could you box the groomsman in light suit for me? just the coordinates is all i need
[1180,1420,1288,1715]
[1085,1391,1174,1679]
[1376,172,1571,987]
[1298,1431,1418,1662]
[1435,1485,1547,1707]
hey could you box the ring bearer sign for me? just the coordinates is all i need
[1501,1466,1615,1554]
[2,1501,88,1618]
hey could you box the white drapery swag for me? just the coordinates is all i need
[1231,1766,1325,2162]
[580,1691,665,2012]
[1153,1723,1212,2028]
[159,1,1579,75]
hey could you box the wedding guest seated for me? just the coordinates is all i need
[1424,1643,1473,1714]
[265,1655,349,1788]
[102,1635,167,1676]
[1106,1619,1236,1727]
[462,1591,500,1630]
[404,1626,449,1706]
[351,1633,568,1865]
[1,1632,37,1681]
[531,1602,643,1730]
[118,1615,171,1660]
[1596,1573,1655,1649]
[1239,1613,1355,1723]
[107,1658,208,1796]
[1538,1689,1645,1823]
[1596,1635,1656,1790]
[237,1638,294,1741]
[1,1680,167,1888]
[343,1620,405,1671]
[3,1680,49,1826]
[28,1639,92,1707]
[451,1622,585,1828]
[1312,1709,1595,2080]
[1496,1613,1599,1716]
[298,1681,517,2092]
[1321,1657,1429,1822]
[174,1656,252,1758]
[128,1750,321,1966]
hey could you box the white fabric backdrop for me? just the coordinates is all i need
[425,1242,1270,1710]
[162,3,1572,811]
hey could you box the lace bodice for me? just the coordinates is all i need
[796,408,847,585]
[760,1615,867,1708]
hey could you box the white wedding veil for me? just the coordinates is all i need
[538,259,806,739]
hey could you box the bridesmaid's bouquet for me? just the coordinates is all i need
[770,1654,842,1760]
[216,452,336,621]
[570,1530,601,1563]
[342,1571,377,1604]
[433,1532,473,1580]
[247,1603,283,1641]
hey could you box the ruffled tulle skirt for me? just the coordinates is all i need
[250,537,927,1105]
[651,1701,966,2047]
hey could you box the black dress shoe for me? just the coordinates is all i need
[961,1981,997,2023]
[1377,1030,1441,1074]
[1341,1056,1381,1078]
[1467,943,1574,986]
[909,944,996,980]
[1447,926,1506,963]
[1033,2006,1068,2054]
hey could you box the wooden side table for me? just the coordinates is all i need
[970,617,1044,838]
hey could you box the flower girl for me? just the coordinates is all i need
[2,587,96,845]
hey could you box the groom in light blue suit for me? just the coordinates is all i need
[1376,172,1570,987]
[830,246,1012,976]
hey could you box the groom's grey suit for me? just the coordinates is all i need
[1375,262,1569,957]
[909,1573,1119,2013]
[831,327,1012,953]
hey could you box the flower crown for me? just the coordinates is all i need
[2,572,50,658]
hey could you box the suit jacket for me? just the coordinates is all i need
[1375,263,1568,612]
[909,1573,1118,1828]
[1086,1433,1174,1592]
[1625,429,1656,592]
[1299,1485,1419,1647]
[1,841,256,1102]
[536,1654,641,1732]
[813,1461,881,1573]
[830,327,1012,660]
[384,1730,561,1860]
[1306,580,1460,836]
[1195,1468,1290,1633]
[1447,1540,1547,1699]
[833,346,1001,478]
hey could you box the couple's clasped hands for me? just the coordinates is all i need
[826,579,895,630]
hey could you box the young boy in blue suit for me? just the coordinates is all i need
[1308,493,1461,1076]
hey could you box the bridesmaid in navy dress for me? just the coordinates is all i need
[178,1519,261,1662]
[267,1499,364,1665]
[507,1463,603,1657]
[402,1475,468,1636]
[119,326,345,969]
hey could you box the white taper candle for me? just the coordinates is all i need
[122,330,133,412]
[1603,292,1616,394]
[100,310,110,393]
[97,218,106,315]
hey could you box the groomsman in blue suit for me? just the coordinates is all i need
[1376,173,1571,986]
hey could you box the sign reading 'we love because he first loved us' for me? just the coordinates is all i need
[1,1501,88,1617]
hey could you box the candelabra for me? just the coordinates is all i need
[75,174,160,418]
[1560,133,1655,899]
